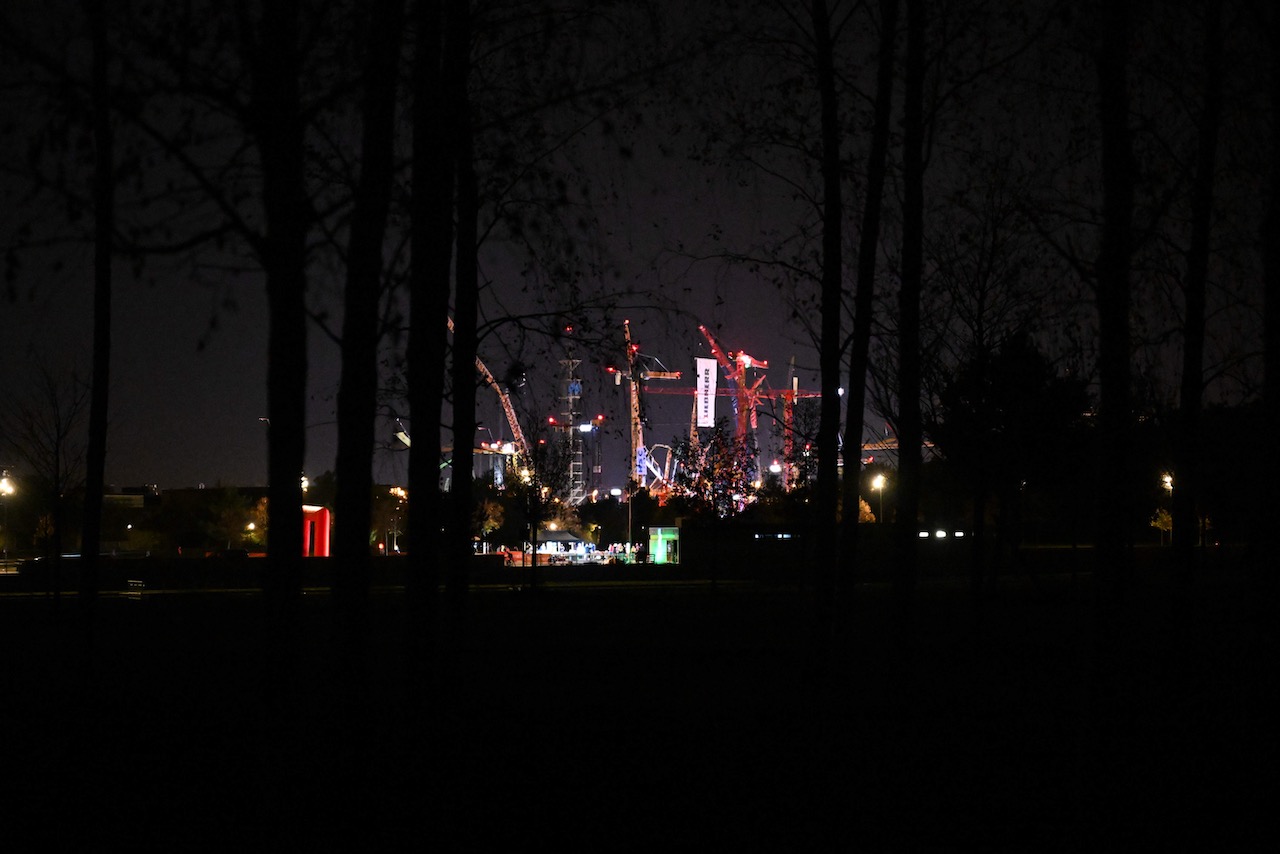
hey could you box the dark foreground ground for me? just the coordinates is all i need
[2,555,1274,850]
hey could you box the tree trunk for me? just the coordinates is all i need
[80,0,112,621]
[331,0,405,781]
[1091,0,1136,828]
[809,0,843,638]
[249,0,308,622]
[448,0,478,602]
[407,0,455,674]
[894,0,925,627]
[1259,10,1280,535]
[1094,0,1135,595]
[1172,3,1222,575]
[1259,0,1280,628]
[334,0,405,605]
[840,0,898,578]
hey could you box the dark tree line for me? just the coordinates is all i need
[4,0,1279,716]
[2,0,683,675]
[2,5,1278,846]
[590,2,1280,736]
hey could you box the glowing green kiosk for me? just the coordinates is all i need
[646,526,679,564]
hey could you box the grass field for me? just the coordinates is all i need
[1,553,1272,850]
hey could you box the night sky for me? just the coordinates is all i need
[1,1,1267,494]
[0,109,812,492]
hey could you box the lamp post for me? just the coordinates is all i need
[389,486,406,554]
[871,473,886,523]
[1,470,14,565]
[1161,472,1174,546]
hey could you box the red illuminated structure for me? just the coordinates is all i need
[302,505,331,557]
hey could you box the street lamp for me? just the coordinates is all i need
[1159,472,1175,546]
[871,473,886,523]
[1,471,14,564]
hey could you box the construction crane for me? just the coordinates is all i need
[618,321,838,495]
[698,325,829,490]
[616,320,681,491]
[858,432,935,461]
[442,316,531,465]
[698,324,771,446]
[643,326,822,490]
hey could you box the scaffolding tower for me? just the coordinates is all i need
[561,357,586,504]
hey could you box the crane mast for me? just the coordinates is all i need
[561,355,585,504]
[446,316,530,465]
[622,320,680,490]
[624,320,646,488]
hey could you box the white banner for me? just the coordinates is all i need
[696,357,718,427]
